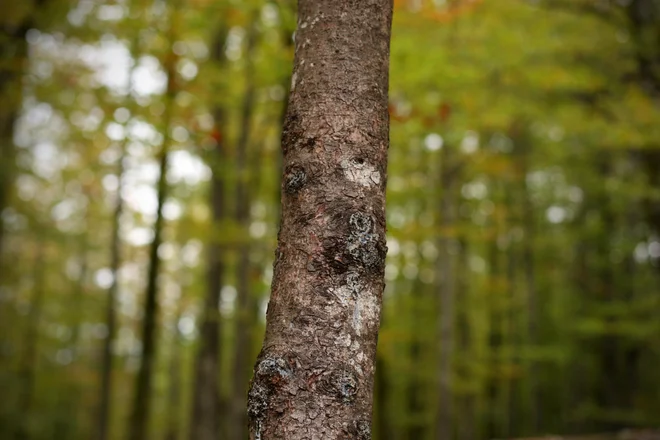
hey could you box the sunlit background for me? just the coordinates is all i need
[1,0,659,439]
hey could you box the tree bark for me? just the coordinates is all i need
[189,26,227,440]
[247,1,393,439]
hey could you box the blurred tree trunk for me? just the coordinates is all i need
[165,310,184,440]
[513,124,540,435]
[229,16,258,440]
[15,245,46,440]
[59,233,89,440]
[486,197,504,440]
[456,238,475,440]
[408,277,426,440]
[246,0,393,438]
[97,143,124,440]
[127,110,170,440]
[375,354,392,440]
[127,23,177,440]
[97,129,127,440]
[0,17,29,268]
[436,143,457,440]
[189,26,228,440]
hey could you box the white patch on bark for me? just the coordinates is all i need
[329,284,352,306]
[290,72,297,91]
[354,288,379,334]
[336,333,351,347]
[341,159,381,187]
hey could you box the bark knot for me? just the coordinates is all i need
[284,164,307,194]
[347,212,382,269]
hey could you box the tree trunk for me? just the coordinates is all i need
[230,17,258,440]
[436,143,457,440]
[15,245,46,440]
[165,311,184,440]
[408,277,426,440]
[59,233,89,440]
[97,138,126,440]
[127,25,177,440]
[375,354,392,440]
[0,21,29,268]
[189,26,227,440]
[246,1,393,438]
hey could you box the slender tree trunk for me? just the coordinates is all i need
[407,276,426,440]
[96,15,142,436]
[375,354,392,440]
[189,26,228,440]
[15,245,46,440]
[521,153,539,435]
[247,1,393,439]
[230,17,259,440]
[59,234,89,440]
[97,144,125,440]
[456,239,475,440]
[436,143,457,440]
[0,21,29,270]
[128,23,177,440]
[165,311,183,440]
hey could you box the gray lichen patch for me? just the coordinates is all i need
[247,382,268,440]
[341,158,381,188]
[248,355,294,439]
[354,287,379,335]
[284,165,307,194]
[353,420,372,440]
[332,368,359,403]
[347,212,382,269]
[256,356,292,381]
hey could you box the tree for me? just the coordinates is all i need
[246,1,394,438]
[127,7,179,439]
[189,24,228,440]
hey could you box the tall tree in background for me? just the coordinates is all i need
[15,245,46,440]
[0,0,49,267]
[189,23,228,440]
[127,8,179,440]
[230,15,259,440]
[247,0,393,438]
[436,142,459,440]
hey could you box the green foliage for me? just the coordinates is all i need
[0,0,659,439]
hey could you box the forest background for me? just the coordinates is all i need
[1,0,659,439]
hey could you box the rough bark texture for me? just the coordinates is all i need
[247,1,393,439]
